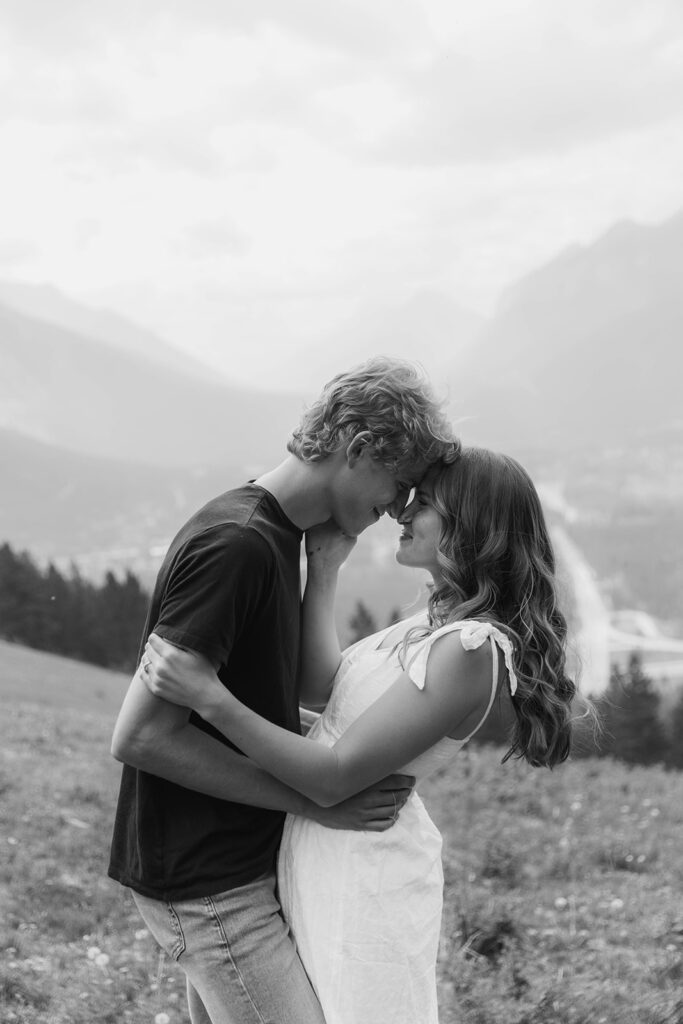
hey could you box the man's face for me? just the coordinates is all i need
[330,446,429,537]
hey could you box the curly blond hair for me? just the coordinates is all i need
[287,357,460,469]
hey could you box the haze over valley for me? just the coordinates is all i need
[1,211,681,695]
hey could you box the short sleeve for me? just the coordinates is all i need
[154,524,273,668]
[405,620,518,695]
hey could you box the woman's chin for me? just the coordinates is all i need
[395,547,412,567]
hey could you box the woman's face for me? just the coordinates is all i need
[395,469,444,580]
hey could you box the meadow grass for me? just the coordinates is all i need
[1,641,682,1024]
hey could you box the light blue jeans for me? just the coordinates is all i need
[131,872,325,1024]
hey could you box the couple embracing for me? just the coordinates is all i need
[108,357,575,1024]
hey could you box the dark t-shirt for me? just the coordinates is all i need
[108,484,303,900]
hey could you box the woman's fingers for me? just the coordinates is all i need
[147,633,168,654]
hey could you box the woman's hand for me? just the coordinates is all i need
[140,634,227,719]
[305,521,357,574]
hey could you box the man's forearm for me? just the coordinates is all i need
[114,711,311,815]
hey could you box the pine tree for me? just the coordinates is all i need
[667,688,683,770]
[0,541,149,672]
[348,601,378,644]
[599,654,669,766]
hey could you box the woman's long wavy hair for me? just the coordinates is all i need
[421,447,577,768]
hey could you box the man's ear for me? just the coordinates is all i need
[346,430,374,466]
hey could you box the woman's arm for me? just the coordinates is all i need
[112,661,413,830]
[298,523,357,709]
[143,630,493,807]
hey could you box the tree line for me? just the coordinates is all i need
[0,542,148,672]
[348,600,683,771]
[1,547,680,769]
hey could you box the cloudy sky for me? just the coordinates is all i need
[2,0,682,389]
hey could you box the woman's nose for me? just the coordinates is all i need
[396,497,416,523]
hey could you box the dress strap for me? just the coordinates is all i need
[405,619,518,702]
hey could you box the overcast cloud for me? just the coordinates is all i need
[1,0,681,388]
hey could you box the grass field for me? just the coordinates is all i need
[1,640,682,1024]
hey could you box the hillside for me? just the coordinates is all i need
[0,637,130,714]
[1,645,681,1024]
[0,427,232,558]
[0,279,214,381]
[449,211,683,451]
[0,300,303,467]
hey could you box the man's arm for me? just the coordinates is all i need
[112,664,412,830]
[111,664,304,809]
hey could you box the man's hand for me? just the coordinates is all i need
[307,773,414,832]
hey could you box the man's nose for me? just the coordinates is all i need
[389,488,411,520]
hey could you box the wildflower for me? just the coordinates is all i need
[87,947,101,960]
[154,1014,171,1024]
[637,854,646,864]
[134,928,149,941]
[554,897,568,910]
[570,801,582,812]
[610,898,624,911]
[650,808,660,817]
[7,837,17,845]
[95,953,110,968]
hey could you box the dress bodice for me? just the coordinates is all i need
[279,615,517,1024]
[306,615,517,782]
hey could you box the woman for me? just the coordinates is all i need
[141,448,577,1024]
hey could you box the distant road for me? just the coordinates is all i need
[551,525,611,696]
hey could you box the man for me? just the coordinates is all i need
[109,357,459,1024]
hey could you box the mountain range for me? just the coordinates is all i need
[0,211,680,610]
[449,212,683,451]
[0,296,303,468]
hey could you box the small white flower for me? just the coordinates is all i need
[554,897,568,909]
[570,801,582,812]
[95,953,110,968]
[134,928,149,941]
[155,1014,171,1024]
[650,808,660,817]
[87,946,101,960]
[610,898,624,911]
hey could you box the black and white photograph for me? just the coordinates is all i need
[1,3,682,1023]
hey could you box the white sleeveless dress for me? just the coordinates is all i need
[277,617,517,1024]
